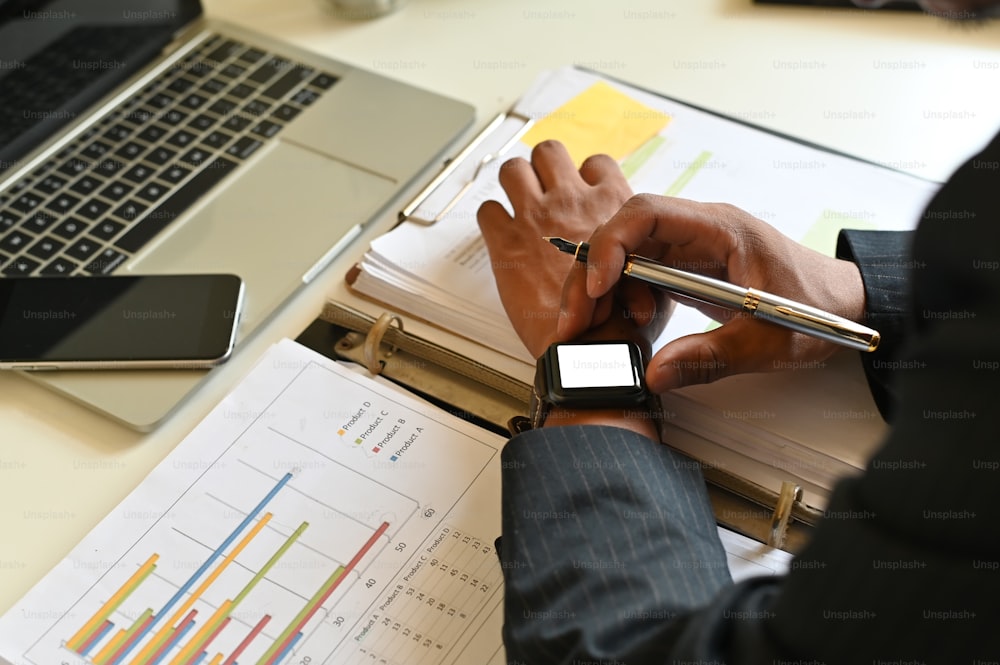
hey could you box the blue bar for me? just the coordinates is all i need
[113,472,294,665]
[273,632,303,665]
[148,617,197,665]
[81,620,115,657]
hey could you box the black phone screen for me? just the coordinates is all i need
[0,274,243,365]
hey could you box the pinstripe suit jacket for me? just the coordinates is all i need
[498,130,1000,664]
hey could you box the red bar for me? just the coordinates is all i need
[221,614,270,665]
[180,617,231,665]
[263,522,389,665]
[148,610,197,665]
[106,613,155,665]
[79,619,114,655]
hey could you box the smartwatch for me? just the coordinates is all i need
[529,340,651,429]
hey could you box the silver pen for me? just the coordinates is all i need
[544,236,880,352]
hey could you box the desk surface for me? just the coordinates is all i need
[2,0,999,614]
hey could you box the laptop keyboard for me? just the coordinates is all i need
[0,34,337,277]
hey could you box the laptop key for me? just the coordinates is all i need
[77,199,111,220]
[84,247,127,275]
[52,218,88,240]
[45,193,81,214]
[238,47,266,64]
[247,57,288,84]
[201,130,232,150]
[136,182,167,202]
[251,121,282,139]
[23,212,58,234]
[272,104,301,123]
[70,175,103,195]
[10,192,44,213]
[205,40,243,63]
[100,182,133,201]
[262,66,314,100]
[0,210,20,231]
[0,230,33,254]
[112,201,147,223]
[226,137,263,160]
[40,257,78,276]
[65,237,101,261]
[159,165,191,184]
[122,164,154,183]
[115,156,238,253]
[137,125,168,143]
[91,219,125,240]
[227,82,254,99]
[35,174,69,195]
[147,146,178,165]
[2,256,40,276]
[27,237,64,260]
[310,73,338,90]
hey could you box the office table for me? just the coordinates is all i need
[2,0,999,614]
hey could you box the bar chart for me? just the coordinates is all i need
[1,341,504,665]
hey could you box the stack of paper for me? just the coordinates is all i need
[350,66,940,504]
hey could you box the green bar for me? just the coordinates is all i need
[620,135,666,179]
[255,566,345,665]
[94,608,153,665]
[664,150,712,197]
[233,522,309,607]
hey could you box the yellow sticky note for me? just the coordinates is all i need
[521,81,670,166]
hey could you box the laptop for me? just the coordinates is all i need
[0,0,474,429]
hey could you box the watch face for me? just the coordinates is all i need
[555,343,639,388]
[542,341,647,407]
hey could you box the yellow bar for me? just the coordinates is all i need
[208,654,224,665]
[67,554,159,651]
[94,608,154,665]
[129,514,272,665]
[167,600,233,665]
[92,628,129,664]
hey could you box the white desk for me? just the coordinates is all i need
[2,0,999,614]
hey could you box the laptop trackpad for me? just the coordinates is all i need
[128,141,395,329]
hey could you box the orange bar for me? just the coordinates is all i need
[67,554,159,651]
[129,514,272,665]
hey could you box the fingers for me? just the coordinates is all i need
[584,195,738,298]
[579,153,626,188]
[644,319,771,392]
[530,141,579,191]
[497,158,543,212]
[476,199,514,249]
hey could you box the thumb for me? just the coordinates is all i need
[645,324,751,392]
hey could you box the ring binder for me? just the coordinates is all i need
[363,312,403,374]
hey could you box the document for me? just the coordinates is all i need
[348,66,941,504]
[0,339,789,665]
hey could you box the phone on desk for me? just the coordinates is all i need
[0,274,244,370]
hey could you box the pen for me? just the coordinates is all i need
[544,236,880,352]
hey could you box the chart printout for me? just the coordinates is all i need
[0,339,507,665]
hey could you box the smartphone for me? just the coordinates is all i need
[0,274,244,370]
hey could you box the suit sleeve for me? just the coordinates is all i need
[836,228,914,419]
[499,425,787,664]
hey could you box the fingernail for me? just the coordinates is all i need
[586,267,600,297]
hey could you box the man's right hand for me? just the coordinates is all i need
[557,194,869,393]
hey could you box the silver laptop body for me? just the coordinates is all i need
[0,1,474,429]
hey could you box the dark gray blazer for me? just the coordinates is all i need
[498,130,1000,664]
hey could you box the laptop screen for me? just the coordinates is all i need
[0,0,201,175]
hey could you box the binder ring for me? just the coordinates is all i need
[768,481,802,549]
[364,312,404,375]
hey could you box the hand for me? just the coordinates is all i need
[558,194,867,393]
[477,140,642,359]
